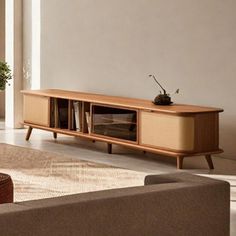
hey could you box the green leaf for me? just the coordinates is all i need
[0,61,13,90]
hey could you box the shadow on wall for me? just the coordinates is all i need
[220,123,236,160]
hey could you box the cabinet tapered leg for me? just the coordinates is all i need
[53,132,57,139]
[205,155,214,169]
[177,156,184,169]
[26,126,33,141]
[107,143,112,154]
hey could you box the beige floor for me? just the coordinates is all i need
[0,121,236,235]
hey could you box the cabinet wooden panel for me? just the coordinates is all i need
[193,113,219,152]
[140,111,194,151]
[23,95,50,127]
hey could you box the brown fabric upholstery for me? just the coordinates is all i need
[0,173,230,236]
[0,173,13,204]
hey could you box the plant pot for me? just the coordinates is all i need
[153,94,172,105]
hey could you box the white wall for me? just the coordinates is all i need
[22,0,32,90]
[5,0,23,128]
[0,0,5,118]
[40,0,236,160]
[0,0,4,60]
[23,0,41,90]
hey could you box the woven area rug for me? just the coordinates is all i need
[0,143,146,202]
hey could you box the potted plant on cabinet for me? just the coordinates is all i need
[0,61,12,90]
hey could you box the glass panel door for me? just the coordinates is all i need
[91,105,137,142]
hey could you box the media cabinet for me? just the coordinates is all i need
[22,89,223,169]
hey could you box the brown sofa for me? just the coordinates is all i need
[0,173,230,236]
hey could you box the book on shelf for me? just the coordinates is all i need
[73,101,81,131]
[85,111,91,134]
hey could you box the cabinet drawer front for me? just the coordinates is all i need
[24,95,50,126]
[140,111,194,151]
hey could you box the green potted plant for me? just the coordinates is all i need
[0,61,12,90]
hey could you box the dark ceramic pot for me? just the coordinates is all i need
[153,94,172,105]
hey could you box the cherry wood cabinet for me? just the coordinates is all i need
[22,89,223,169]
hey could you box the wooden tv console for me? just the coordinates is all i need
[22,89,223,169]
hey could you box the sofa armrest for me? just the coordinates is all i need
[145,172,230,187]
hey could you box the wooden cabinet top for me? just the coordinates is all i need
[21,89,223,115]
